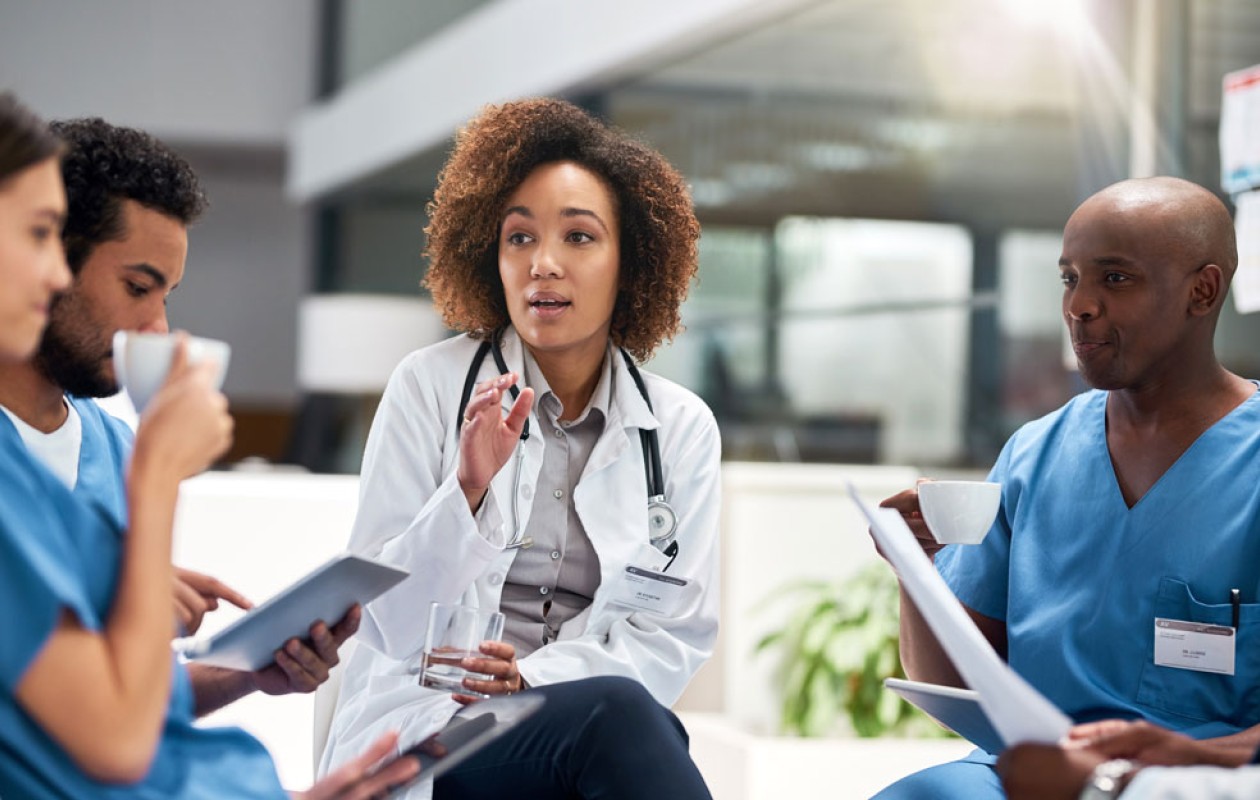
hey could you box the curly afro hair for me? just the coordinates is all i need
[50,117,207,273]
[423,98,700,362]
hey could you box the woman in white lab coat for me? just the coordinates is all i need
[321,98,720,799]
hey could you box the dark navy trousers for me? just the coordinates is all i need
[433,676,712,800]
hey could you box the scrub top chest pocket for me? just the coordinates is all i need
[1136,577,1260,726]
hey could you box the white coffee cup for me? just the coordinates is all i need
[917,480,1002,545]
[112,330,231,411]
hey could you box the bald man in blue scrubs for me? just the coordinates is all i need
[874,177,1260,798]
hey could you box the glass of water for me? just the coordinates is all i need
[419,602,506,697]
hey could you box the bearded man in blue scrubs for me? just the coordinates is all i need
[874,176,1260,798]
[0,117,356,716]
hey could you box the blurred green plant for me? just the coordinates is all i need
[755,563,955,739]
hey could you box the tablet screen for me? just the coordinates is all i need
[177,553,408,672]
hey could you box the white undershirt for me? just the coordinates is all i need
[0,398,83,489]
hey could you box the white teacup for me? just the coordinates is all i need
[112,331,231,411]
[918,480,1001,545]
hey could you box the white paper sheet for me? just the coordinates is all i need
[1221,66,1260,196]
[848,483,1072,747]
[1232,191,1260,314]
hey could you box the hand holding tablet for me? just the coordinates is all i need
[373,694,546,795]
[176,553,408,672]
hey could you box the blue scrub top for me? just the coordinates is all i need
[0,411,287,798]
[67,394,132,531]
[939,388,1260,739]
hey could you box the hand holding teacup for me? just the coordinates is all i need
[918,480,1002,547]
[878,479,1001,560]
[113,330,230,411]
[121,331,234,480]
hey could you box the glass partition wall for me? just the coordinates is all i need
[311,0,1260,471]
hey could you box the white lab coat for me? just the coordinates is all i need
[319,329,721,797]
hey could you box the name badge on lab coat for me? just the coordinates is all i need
[1153,618,1236,676]
[610,566,689,616]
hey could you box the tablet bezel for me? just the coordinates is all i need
[177,553,408,672]
[884,676,1006,754]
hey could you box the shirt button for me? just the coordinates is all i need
[550,550,561,560]
[521,485,533,500]
[489,573,504,585]
[539,586,550,595]
[553,489,564,499]
[553,427,564,438]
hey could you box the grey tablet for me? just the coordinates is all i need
[384,693,547,793]
[885,677,1005,754]
[177,553,409,672]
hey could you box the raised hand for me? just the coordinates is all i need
[456,372,534,512]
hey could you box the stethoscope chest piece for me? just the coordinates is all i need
[647,495,678,544]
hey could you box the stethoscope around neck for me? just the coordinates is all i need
[455,329,680,567]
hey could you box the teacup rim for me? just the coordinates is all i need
[919,480,1001,489]
[113,330,229,345]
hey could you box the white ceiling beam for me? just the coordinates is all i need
[286,0,820,201]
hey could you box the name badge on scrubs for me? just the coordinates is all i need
[611,566,689,616]
[1153,618,1236,675]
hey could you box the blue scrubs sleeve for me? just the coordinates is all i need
[0,429,288,799]
[937,441,1014,622]
[0,472,98,693]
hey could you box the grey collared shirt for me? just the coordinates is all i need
[498,349,609,658]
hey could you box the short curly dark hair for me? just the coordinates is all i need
[423,98,700,362]
[50,118,207,273]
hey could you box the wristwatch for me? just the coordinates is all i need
[1078,758,1138,800]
